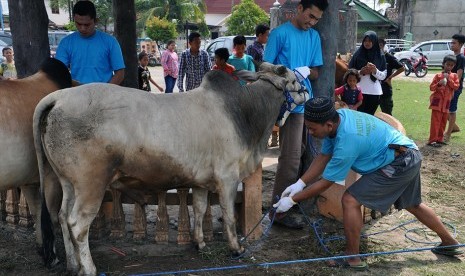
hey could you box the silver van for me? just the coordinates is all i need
[48,30,73,57]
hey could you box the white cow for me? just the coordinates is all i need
[0,58,71,250]
[34,62,305,275]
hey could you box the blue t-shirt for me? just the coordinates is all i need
[321,109,418,182]
[56,30,125,84]
[264,21,323,113]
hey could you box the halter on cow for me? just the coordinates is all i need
[34,62,306,275]
[0,58,71,250]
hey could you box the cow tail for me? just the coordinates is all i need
[33,95,57,267]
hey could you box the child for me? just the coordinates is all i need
[334,68,363,110]
[138,52,164,92]
[212,48,235,76]
[227,35,255,73]
[428,55,460,147]
[160,40,178,93]
[0,47,17,80]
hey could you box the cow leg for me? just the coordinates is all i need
[58,181,79,273]
[68,184,107,276]
[19,185,42,248]
[192,188,208,250]
[217,181,244,255]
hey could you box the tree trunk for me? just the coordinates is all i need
[311,0,341,98]
[113,0,138,88]
[8,0,50,78]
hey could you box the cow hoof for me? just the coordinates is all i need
[195,241,206,251]
[231,246,245,257]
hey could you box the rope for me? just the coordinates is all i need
[125,244,465,276]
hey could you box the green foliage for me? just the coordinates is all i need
[135,0,209,37]
[226,0,269,36]
[146,16,178,43]
[63,21,77,31]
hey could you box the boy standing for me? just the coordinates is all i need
[177,32,211,92]
[0,47,17,80]
[227,35,255,73]
[444,34,465,141]
[138,52,164,92]
[428,55,460,147]
[246,24,270,63]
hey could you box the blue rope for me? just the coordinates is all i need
[125,244,465,276]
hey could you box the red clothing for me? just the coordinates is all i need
[428,72,459,143]
[335,84,363,108]
[212,63,235,76]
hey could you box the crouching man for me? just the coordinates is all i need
[273,97,462,269]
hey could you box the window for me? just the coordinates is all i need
[51,0,60,14]
[431,43,449,51]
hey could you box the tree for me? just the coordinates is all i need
[135,0,209,37]
[146,16,178,43]
[113,0,138,88]
[225,0,269,36]
[8,0,50,77]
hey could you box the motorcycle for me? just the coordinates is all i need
[403,52,428,78]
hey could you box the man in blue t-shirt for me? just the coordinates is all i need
[273,97,462,269]
[264,0,328,228]
[56,1,125,85]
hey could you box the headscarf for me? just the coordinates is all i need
[349,31,386,82]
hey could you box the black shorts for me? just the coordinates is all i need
[347,148,422,214]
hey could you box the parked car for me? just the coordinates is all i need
[48,30,73,57]
[205,36,255,62]
[394,39,464,67]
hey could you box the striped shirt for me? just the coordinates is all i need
[177,49,211,92]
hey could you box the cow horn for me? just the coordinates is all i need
[274,65,287,76]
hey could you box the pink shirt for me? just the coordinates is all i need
[161,49,179,78]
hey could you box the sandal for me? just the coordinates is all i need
[327,256,369,271]
[427,142,441,148]
[431,244,464,257]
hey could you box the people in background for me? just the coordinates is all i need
[138,52,163,92]
[0,47,17,80]
[273,97,463,270]
[427,55,459,147]
[349,31,386,115]
[335,68,363,110]
[264,0,328,229]
[161,40,179,93]
[444,34,465,141]
[55,1,125,85]
[246,24,270,63]
[177,32,211,92]
[379,38,404,115]
[212,47,236,77]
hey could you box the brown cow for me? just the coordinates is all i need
[0,58,71,250]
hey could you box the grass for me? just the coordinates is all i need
[390,79,465,145]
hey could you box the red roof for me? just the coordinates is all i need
[205,0,284,14]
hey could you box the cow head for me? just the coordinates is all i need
[257,62,302,93]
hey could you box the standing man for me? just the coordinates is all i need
[379,38,404,115]
[264,0,328,228]
[55,1,125,85]
[177,32,211,92]
[246,24,270,63]
[274,97,462,269]
[444,34,465,142]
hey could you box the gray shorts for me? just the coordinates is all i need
[347,148,423,214]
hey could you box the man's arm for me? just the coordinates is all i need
[309,66,319,80]
[177,52,186,92]
[109,69,125,85]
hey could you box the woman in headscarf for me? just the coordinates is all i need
[349,31,387,115]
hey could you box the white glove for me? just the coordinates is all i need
[281,178,306,198]
[273,197,297,213]
[293,66,311,82]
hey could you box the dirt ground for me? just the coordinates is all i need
[1,141,464,276]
